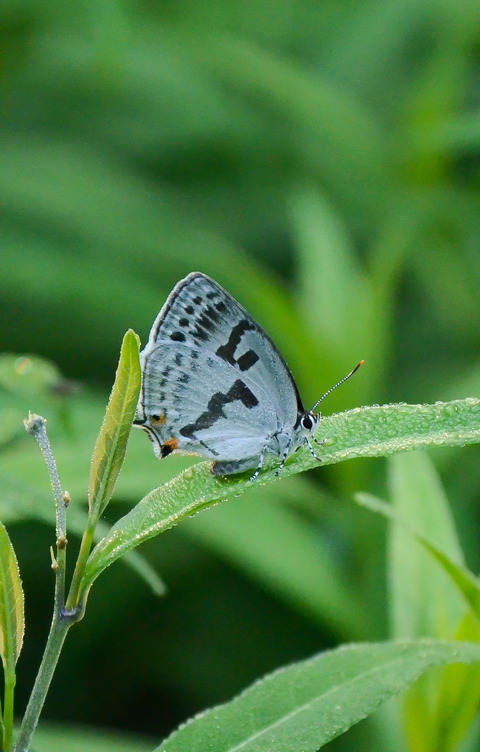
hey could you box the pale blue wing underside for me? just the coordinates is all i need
[136,272,304,467]
[140,340,279,459]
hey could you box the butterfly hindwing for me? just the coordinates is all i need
[139,340,279,460]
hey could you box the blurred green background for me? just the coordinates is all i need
[1,0,480,749]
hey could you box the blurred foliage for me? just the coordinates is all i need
[1,0,480,749]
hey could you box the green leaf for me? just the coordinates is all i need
[356,453,480,752]
[433,613,480,752]
[388,452,466,637]
[0,523,24,668]
[81,398,480,594]
[290,185,389,400]
[290,186,372,359]
[386,452,480,752]
[356,457,478,635]
[154,640,480,752]
[355,489,480,628]
[88,329,141,520]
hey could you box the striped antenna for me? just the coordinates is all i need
[311,360,364,412]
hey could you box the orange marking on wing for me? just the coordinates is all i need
[163,437,179,450]
[151,411,167,426]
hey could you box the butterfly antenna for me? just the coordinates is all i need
[311,360,364,412]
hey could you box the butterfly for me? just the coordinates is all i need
[134,272,363,479]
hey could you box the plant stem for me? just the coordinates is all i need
[3,675,15,752]
[24,414,69,609]
[13,614,71,752]
[17,415,74,752]
[23,415,67,540]
[64,522,96,614]
[0,701,4,752]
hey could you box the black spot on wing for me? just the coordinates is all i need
[161,443,174,458]
[237,350,259,371]
[216,319,256,366]
[205,305,220,324]
[170,331,186,342]
[232,379,259,408]
[197,313,215,333]
[179,379,259,439]
[191,326,208,342]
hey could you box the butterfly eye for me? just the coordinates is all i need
[300,412,316,432]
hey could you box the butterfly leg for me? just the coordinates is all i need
[274,438,293,477]
[249,450,266,482]
[307,437,324,462]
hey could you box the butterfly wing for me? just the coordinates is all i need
[136,272,303,463]
[137,341,279,461]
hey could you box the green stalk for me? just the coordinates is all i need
[16,415,74,752]
[3,674,15,751]
[13,616,71,752]
[15,518,98,751]
[15,518,98,750]
[0,698,4,751]
[64,521,96,615]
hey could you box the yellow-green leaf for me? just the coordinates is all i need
[0,522,24,668]
[88,329,141,520]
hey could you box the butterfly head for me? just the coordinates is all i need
[296,361,364,450]
[298,410,319,436]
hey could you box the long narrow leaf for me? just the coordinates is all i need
[155,640,480,752]
[0,523,24,668]
[88,329,141,519]
[355,491,480,622]
[388,452,465,639]
[82,397,480,594]
[357,453,480,752]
